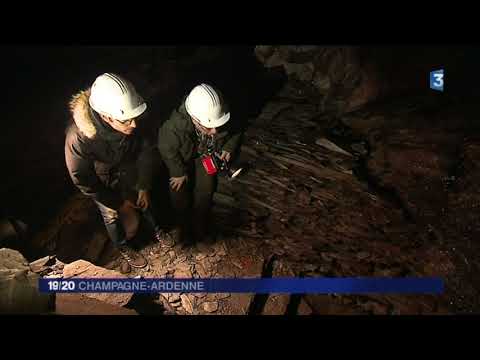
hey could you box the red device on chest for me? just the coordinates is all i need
[201,155,218,175]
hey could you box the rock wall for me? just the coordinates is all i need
[255,45,468,114]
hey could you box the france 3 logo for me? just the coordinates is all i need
[430,69,444,92]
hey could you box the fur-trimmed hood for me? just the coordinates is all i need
[69,89,97,139]
[65,89,155,208]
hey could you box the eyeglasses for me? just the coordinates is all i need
[117,118,136,126]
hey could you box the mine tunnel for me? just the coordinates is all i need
[1,45,479,315]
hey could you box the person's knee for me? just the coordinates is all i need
[97,205,119,225]
[192,197,213,217]
[120,207,140,240]
[193,187,214,205]
[170,188,190,209]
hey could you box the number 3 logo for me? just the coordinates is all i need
[433,73,444,87]
[430,69,444,91]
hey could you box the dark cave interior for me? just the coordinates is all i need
[1,45,480,315]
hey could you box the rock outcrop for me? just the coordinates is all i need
[0,248,55,314]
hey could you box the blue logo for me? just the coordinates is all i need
[430,69,444,91]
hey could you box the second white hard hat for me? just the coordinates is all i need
[89,73,147,122]
[185,83,230,128]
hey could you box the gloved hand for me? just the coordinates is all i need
[170,175,188,192]
[136,190,150,210]
[219,150,231,162]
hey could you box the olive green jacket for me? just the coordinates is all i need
[158,101,242,177]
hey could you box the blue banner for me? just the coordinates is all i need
[39,277,443,294]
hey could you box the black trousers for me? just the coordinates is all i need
[169,158,217,242]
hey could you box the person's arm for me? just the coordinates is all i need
[223,131,242,154]
[221,118,244,157]
[157,122,188,178]
[215,92,243,156]
[136,136,155,192]
[65,129,123,210]
[135,135,156,209]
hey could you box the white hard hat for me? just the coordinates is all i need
[185,83,230,128]
[89,73,147,122]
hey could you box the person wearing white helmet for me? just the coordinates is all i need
[158,83,243,246]
[65,73,161,272]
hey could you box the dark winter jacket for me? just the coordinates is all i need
[158,100,242,178]
[65,89,154,210]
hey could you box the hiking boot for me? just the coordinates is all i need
[119,260,132,274]
[118,245,148,269]
[193,227,216,244]
[180,238,196,249]
[154,229,175,247]
[169,227,186,245]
